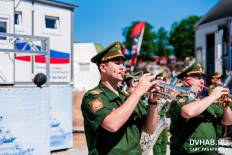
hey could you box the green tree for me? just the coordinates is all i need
[122,21,156,60]
[154,27,173,57]
[169,15,201,59]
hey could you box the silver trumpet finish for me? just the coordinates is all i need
[154,92,172,100]
[156,82,193,94]
[147,76,194,101]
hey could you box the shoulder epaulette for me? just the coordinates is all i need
[89,88,102,95]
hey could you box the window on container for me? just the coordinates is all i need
[45,16,59,29]
[79,63,90,71]
[0,21,7,40]
[15,11,22,25]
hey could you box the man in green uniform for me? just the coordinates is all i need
[153,74,168,155]
[208,73,222,94]
[208,73,225,155]
[208,73,225,138]
[81,41,160,155]
[169,62,232,155]
[123,72,168,155]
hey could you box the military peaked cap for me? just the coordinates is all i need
[91,41,126,64]
[177,59,205,79]
[212,72,221,79]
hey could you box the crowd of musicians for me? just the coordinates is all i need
[81,41,232,155]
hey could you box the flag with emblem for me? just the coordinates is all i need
[129,21,145,72]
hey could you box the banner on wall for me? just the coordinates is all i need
[49,85,73,151]
[0,87,50,155]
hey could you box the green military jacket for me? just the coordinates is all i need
[169,94,223,154]
[81,82,147,155]
[208,84,216,94]
[208,84,225,139]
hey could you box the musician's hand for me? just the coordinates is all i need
[147,92,161,105]
[149,79,164,92]
[134,73,158,97]
[223,95,232,107]
[210,86,229,100]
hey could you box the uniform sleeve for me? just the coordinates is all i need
[138,100,148,116]
[170,95,189,120]
[212,104,224,118]
[81,93,114,132]
[209,104,224,123]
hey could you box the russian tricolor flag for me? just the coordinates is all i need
[15,42,70,64]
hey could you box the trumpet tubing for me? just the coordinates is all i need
[146,82,195,102]
[217,94,232,108]
[156,82,193,94]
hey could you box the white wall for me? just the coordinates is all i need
[33,3,72,83]
[0,0,14,84]
[14,1,33,82]
[13,0,72,83]
[73,43,100,91]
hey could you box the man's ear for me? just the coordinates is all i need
[99,63,107,73]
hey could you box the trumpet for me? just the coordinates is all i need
[148,74,196,100]
[217,94,232,107]
[217,71,232,107]
[156,82,194,94]
[146,82,197,103]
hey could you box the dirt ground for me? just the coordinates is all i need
[72,90,87,149]
[72,90,85,128]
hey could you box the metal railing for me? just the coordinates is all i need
[0,32,50,85]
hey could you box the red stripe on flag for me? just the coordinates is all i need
[50,58,69,64]
[15,56,31,61]
[130,21,145,38]
[35,56,69,64]
[35,56,45,63]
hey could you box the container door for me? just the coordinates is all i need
[215,30,223,74]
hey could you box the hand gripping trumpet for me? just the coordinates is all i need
[141,76,180,155]
[217,71,232,107]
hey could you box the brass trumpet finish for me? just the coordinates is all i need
[217,94,232,108]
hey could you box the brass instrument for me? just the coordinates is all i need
[216,71,232,108]
[141,77,180,155]
[156,82,193,94]
[217,94,232,108]
[154,82,196,100]
[147,75,197,102]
